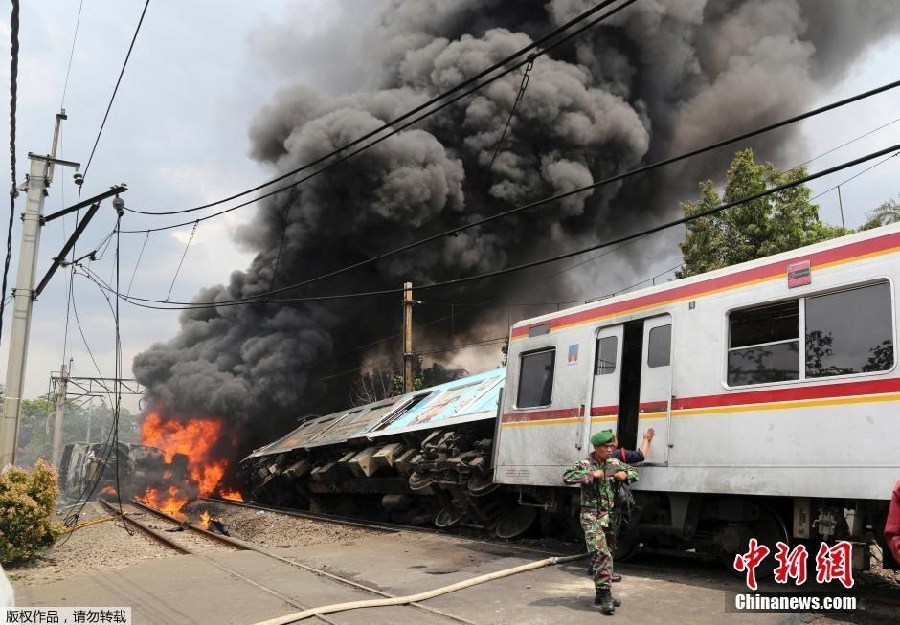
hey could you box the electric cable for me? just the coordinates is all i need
[93,144,900,310]
[111,199,131,530]
[82,0,150,182]
[488,56,534,171]
[269,185,299,289]
[250,256,705,387]
[117,78,900,310]
[797,116,900,169]
[125,0,633,218]
[810,149,900,202]
[59,0,84,108]
[164,221,197,301]
[1,0,20,349]
[126,231,150,297]
[120,0,638,233]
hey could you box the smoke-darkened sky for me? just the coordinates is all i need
[2,2,900,449]
[125,0,900,454]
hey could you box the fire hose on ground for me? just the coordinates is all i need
[250,553,587,625]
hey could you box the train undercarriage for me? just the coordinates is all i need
[240,421,894,572]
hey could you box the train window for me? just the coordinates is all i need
[730,300,799,347]
[647,324,672,368]
[805,281,894,377]
[595,336,618,375]
[727,282,894,387]
[517,348,555,408]
[728,301,800,386]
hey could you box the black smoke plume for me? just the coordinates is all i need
[134,0,900,455]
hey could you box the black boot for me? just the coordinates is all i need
[594,588,616,614]
[594,589,621,608]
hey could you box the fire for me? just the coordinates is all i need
[220,488,244,502]
[101,485,117,496]
[141,409,234,498]
[199,510,211,530]
[135,485,188,520]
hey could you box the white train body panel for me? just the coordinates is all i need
[496,225,900,503]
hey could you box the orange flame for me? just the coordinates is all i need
[141,409,234,498]
[135,485,188,521]
[199,510,211,530]
[220,488,244,502]
[101,485,117,496]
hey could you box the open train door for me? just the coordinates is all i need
[588,324,624,443]
[638,314,672,464]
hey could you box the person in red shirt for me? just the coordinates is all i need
[886,480,900,565]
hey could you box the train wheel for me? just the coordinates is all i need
[721,506,789,579]
[409,472,434,491]
[495,505,537,539]
[435,504,465,528]
[468,473,500,498]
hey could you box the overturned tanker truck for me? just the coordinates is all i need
[238,368,542,538]
[58,441,193,503]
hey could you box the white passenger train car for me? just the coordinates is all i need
[495,224,900,557]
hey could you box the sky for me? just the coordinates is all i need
[0,0,898,417]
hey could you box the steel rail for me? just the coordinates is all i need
[98,499,191,554]
[126,497,247,550]
[126,498,475,625]
[202,496,578,559]
[99,500,339,625]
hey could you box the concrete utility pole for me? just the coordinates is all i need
[0,113,79,467]
[51,363,68,467]
[403,281,414,393]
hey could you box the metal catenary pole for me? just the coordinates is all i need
[403,282,413,393]
[0,113,79,466]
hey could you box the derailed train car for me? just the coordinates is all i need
[243,224,900,562]
[240,369,531,532]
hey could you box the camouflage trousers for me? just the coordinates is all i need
[580,507,613,590]
[608,510,620,571]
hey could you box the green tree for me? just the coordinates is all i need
[677,149,846,278]
[16,397,138,467]
[860,196,900,230]
[0,459,65,564]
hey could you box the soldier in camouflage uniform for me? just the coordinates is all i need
[563,430,639,615]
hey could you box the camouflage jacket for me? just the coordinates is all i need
[562,455,639,510]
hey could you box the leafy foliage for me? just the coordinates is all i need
[860,196,900,230]
[0,460,64,564]
[15,398,138,468]
[677,149,846,278]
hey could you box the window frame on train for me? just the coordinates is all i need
[647,323,672,368]
[726,279,895,388]
[516,347,556,409]
[595,335,618,376]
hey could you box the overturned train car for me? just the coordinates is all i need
[242,224,900,563]
[238,369,536,535]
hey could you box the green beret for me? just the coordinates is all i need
[590,430,615,446]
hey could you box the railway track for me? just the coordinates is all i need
[100,499,479,625]
[200,496,580,559]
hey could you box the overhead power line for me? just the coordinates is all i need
[82,0,150,182]
[1,0,20,349]
[59,0,85,108]
[119,79,900,308]
[78,144,900,310]
[124,0,634,219]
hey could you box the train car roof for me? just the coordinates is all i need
[244,367,506,460]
